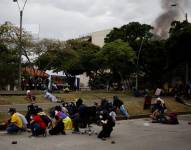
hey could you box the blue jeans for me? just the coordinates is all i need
[120,105,129,118]
[30,123,45,136]
[6,124,21,134]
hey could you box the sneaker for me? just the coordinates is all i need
[72,130,80,134]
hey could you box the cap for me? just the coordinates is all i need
[8,108,16,113]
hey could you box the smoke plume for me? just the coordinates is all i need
[154,0,189,39]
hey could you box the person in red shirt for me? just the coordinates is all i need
[30,113,47,137]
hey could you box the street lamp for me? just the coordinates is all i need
[13,0,28,90]
[135,37,144,90]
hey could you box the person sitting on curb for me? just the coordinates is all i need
[6,108,23,134]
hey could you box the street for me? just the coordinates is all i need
[0,115,191,150]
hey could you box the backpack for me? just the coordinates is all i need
[40,115,52,126]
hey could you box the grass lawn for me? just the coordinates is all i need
[0,91,191,122]
[0,95,50,105]
[0,91,133,105]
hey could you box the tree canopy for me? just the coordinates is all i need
[98,39,136,88]
[166,21,191,68]
[104,22,153,45]
[0,22,33,89]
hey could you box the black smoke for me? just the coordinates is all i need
[154,0,189,39]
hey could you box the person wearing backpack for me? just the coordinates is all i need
[37,108,52,128]
[29,112,47,137]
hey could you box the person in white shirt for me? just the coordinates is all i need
[16,112,28,129]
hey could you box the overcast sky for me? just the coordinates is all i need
[0,0,190,40]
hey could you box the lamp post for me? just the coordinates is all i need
[135,37,144,90]
[13,0,28,90]
[171,3,189,84]
[171,4,188,22]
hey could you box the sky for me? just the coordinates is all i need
[0,0,190,40]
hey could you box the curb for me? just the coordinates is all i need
[116,111,191,120]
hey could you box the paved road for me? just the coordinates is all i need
[0,115,191,150]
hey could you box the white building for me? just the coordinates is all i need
[78,29,111,88]
[91,29,111,47]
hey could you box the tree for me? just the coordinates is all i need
[0,43,18,90]
[105,22,153,47]
[167,21,191,67]
[98,39,136,89]
[66,40,101,76]
[35,40,80,75]
[166,20,191,83]
[0,22,33,89]
[139,40,167,87]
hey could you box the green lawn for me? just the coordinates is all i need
[0,95,50,105]
[0,91,133,105]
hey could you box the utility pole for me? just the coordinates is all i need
[13,0,28,90]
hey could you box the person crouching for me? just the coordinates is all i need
[98,111,115,140]
[29,112,47,137]
[6,108,23,134]
[49,115,65,135]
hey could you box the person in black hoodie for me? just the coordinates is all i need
[98,111,115,140]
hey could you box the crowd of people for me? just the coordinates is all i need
[4,90,182,141]
[4,96,129,141]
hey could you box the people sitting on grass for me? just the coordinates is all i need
[26,90,36,103]
[6,108,23,134]
[113,96,129,119]
[44,90,58,102]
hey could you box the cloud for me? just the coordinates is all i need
[1,0,190,40]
